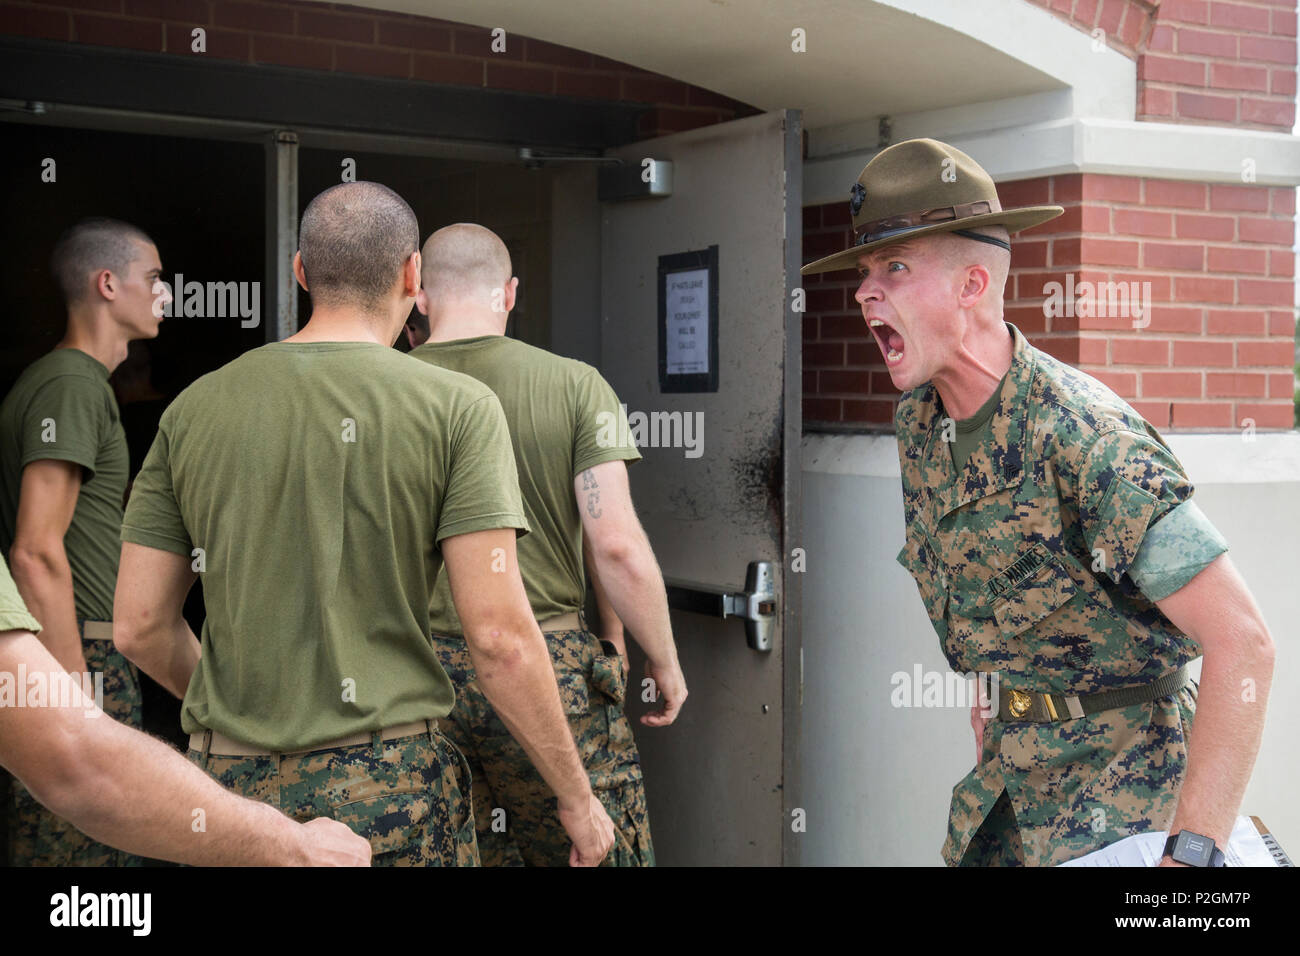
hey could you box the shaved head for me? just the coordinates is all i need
[298,181,418,310]
[420,223,512,307]
[51,218,155,306]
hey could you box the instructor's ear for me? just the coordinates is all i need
[957,264,992,309]
[504,276,519,313]
[292,252,310,293]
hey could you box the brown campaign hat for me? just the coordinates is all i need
[800,138,1064,275]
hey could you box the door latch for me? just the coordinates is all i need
[664,560,777,652]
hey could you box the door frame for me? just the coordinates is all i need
[780,112,804,867]
[0,35,647,341]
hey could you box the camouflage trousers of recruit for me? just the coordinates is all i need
[187,722,478,866]
[432,627,655,867]
[7,628,144,866]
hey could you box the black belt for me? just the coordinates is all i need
[997,665,1190,722]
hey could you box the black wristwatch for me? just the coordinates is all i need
[1164,830,1226,867]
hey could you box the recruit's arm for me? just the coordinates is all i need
[583,533,627,671]
[441,526,615,866]
[575,460,686,727]
[1153,553,1275,865]
[9,460,89,674]
[113,541,200,699]
[0,624,370,865]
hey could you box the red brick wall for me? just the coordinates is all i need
[802,174,1297,430]
[804,0,1298,431]
[0,0,755,137]
[1025,0,1297,130]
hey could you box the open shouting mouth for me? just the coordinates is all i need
[868,317,906,367]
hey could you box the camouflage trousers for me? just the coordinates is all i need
[187,723,478,866]
[7,625,144,867]
[433,627,654,867]
[951,680,1198,866]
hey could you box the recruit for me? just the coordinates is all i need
[0,217,171,866]
[802,138,1275,868]
[405,222,687,866]
[113,183,615,866]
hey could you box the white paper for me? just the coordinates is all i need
[664,269,709,376]
[1059,815,1277,867]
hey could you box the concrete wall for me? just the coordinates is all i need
[799,430,1300,866]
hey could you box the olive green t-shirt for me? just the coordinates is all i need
[120,342,529,751]
[0,348,128,623]
[0,552,42,634]
[409,336,640,634]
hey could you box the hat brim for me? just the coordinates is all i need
[799,205,1065,276]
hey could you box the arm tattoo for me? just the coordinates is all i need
[581,469,602,518]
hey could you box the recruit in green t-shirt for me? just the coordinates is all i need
[0,348,129,624]
[120,342,529,752]
[410,335,641,634]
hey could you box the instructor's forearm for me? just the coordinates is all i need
[467,625,593,808]
[9,545,87,673]
[39,712,311,865]
[1168,627,1274,847]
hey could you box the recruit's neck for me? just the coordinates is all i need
[57,309,131,375]
[285,306,401,346]
[425,306,507,344]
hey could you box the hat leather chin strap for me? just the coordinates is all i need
[952,228,1011,252]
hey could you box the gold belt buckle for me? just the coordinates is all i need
[1008,689,1033,719]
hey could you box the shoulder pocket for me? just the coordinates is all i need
[1089,473,1162,583]
[987,544,1078,636]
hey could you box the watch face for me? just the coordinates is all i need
[1174,831,1215,867]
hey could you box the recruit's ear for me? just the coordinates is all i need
[292,251,309,293]
[401,250,422,299]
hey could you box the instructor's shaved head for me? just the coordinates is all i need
[420,223,512,305]
[298,181,419,310]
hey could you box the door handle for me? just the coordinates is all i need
[664,560,776,652]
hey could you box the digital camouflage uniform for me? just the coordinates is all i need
[433,624,653,867]
[7,625,143,866]
[895,323,1228,867]
[188,724,477,867]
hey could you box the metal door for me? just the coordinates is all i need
[599,110,802,865]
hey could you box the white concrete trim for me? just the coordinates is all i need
[803,433,900,479]
[806,117,1300,205]
[802,431,1300,483]
[870,0,1136,120]
[1166,432,1300,485]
